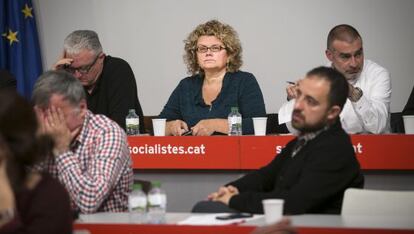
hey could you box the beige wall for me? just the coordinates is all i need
[34,0,414,115]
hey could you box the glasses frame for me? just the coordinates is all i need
[65,54,101,75]
[195,45,226,54]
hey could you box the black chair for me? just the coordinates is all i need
[143,115,158,135]
[391,112,405,133]
[266,113,289,134]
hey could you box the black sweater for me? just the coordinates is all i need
[228,121,364,214]
[86,56,144,133]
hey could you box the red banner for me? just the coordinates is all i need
[128,136,239,169]
[128,135,414,170]
[239,135,293,169]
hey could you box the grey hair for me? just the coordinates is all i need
[32,70,86,108]
[63,30,103,55]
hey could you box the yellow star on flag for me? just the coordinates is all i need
[22,3,33,18]
[5,29,19,45]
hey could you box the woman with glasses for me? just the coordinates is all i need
[0,91,72,233]
[159,20,266,136]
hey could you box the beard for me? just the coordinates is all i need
[344,70,361,81]
[291,109,328,133]
[332,64,362,81]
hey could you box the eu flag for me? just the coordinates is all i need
[0,0,42,99]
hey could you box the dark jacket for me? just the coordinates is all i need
[228,121,364,214]
[0,173,72,234]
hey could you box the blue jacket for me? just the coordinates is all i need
[159,71,266,134]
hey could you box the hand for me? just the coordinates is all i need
[213,187,238,205]
[347,83,363,102]
[53,58,73,71]
[52,50,73,70]
[207,186,239,205]
[251,218,296,234]
[348,83,355,97]
[191,119,217,136]
[286,83,298,101]
[166,120,189,136]
[227,185,239,194]
[207,186,229,200]
[39,106,80,155]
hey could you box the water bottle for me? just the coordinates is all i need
[147,181,167,224]
[128,183,147,223]
[126,109,140,135]
[228,107,242,136]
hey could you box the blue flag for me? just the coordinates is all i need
[0,0,42,99]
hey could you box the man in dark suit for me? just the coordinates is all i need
[194,66,364,215]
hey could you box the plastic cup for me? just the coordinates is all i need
[262,199,284,224]
[152,119,166,136]
[403,115,414,134]
[253,117,267,136]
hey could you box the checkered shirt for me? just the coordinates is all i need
[36,111,133,214]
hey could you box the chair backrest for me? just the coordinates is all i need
[391,112,405,133]
[143,115,158,135]
[341,188,414,216]
[266,113,289,134]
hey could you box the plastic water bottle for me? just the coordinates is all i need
[126,109,140,135]
[147,181,167,224]
[228,107,242,136]
[128,184,147,223]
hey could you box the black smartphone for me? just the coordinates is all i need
[182,130,193,136]
[215,213,253,220]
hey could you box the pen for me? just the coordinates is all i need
[286,81,296,85]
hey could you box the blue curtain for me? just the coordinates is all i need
[0,0,42,99]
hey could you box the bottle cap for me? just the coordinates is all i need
[133,183,142,190]
[151,181,161,188]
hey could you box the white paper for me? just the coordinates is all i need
[177,213,263,226]
[278,100,295,124]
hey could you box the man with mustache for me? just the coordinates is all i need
[53,30,144,133]
[194,67,364,214]
[279,24,391,134]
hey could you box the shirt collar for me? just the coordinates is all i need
[297,124,329,144]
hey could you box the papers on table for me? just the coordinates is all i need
[177,213,263,225]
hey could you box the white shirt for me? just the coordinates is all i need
[278,60,392,134]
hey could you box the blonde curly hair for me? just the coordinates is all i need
[183,20,243,75]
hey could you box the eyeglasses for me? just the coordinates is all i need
[65,54,100,74]
[195,45,226,53]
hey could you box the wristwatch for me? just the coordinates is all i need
[349,87,363,102]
